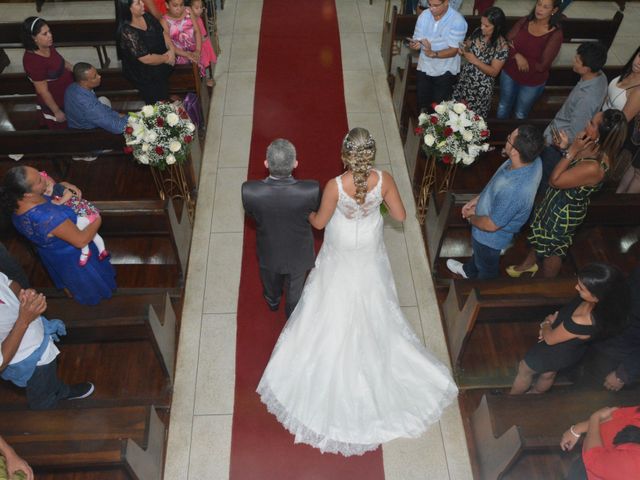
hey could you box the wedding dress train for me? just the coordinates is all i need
[257,171,458,456]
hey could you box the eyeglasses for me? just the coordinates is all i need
[428,1,445,8]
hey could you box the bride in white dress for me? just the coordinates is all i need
[257,128,458,456]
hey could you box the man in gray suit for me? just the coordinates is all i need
[242,139,321,318]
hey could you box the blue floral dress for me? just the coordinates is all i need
[12,201,116,305]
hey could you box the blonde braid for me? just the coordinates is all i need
[341,128,376,205]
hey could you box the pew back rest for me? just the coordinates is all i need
[0,20,116,48]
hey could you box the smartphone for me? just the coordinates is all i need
[458,41,470,52]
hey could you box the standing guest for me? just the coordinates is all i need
[409,0,468,113]
[497,0,563,119]
[0,272,95,409]
[64,62,129,134]
[21,17,73,129]
[406,0,464,14]
[0,435,33,479]
[0,167,116,306]
[117,0,176,104]
[241,140,320,318]
[608,47,640,194]
[507,110,627,278]
[560,406,640,480]
[538,42,609,195]
[189,0,217,84]
[446,125,543,280]
[452,6,508,118]
[511,263,630,395]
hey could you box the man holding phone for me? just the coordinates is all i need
[409,0,467,113]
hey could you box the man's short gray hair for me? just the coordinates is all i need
[266,139,296,177]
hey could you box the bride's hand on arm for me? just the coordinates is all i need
[49,217,102,249]
[308,180,339,230]
[381,172,406,222]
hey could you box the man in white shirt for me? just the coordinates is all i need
[410,0,468,113]
[0,273,94,409]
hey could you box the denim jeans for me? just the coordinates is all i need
[463,237,501,280]
[496,71,545,120]
[26,359,70,410]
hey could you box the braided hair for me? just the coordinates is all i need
[341,128,376,205]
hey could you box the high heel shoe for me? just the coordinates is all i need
[506,264,538,278]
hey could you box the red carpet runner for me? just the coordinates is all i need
[229,0,386,478]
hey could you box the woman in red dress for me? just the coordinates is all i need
[21,17,73,129]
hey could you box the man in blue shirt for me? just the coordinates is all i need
[64,62,128,134]
[447,125,544,279]
[409,0,467,113]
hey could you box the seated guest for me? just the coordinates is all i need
[507,110,628,278]
[538,42,609,195]
[0,435,32,479]
[0,271,94,409]
[560,405,640,480]
[511,263,630,395]
[117,0,176,104]
[21,16,73,129]
[446,125,543,280]
[64,62,129,134]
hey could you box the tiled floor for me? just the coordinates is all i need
[2,1,638,479]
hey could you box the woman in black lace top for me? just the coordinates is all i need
[510,263,630,395]
[117,0,176,104]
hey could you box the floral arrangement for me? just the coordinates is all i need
[123,102,196,169]
[415,101,490,166]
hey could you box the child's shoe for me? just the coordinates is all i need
[98,250,110,261]
[79,251,91,267]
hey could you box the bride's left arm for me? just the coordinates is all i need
[309,180,338,230]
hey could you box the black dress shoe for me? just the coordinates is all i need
[267,304,278,312]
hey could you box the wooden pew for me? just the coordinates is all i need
[0,19,116,68]
[0,405,166,479]
[381,8,624,82]
[471,389,639,480]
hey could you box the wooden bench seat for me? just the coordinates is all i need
[0,405,166,478]
[472,389,639,480]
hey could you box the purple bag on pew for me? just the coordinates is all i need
[183,92,203,129]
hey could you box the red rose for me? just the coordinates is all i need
[156,117,164,127]
[431,102,438,109]
[184,135,193,144]
[414,127,424,135]
[155,146,164,155]
[444,127,453,137]
[124,126,133,135]
[480,130,489,137]
[180,111,190,119]
[442,155,452,164]
[123,146,133,154]
[429,115,438,125]
[474,115,480,121]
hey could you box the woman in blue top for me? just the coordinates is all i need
[0,166,116,305]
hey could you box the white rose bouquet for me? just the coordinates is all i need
[123,102,196,169]
[415,101,490,166]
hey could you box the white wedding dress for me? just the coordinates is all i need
[257,170,458,456]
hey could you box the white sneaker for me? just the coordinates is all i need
[446,259,468,278]
[72,155,98,162]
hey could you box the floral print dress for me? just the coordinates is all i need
[453,35,508,118]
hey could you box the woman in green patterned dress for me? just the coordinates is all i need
[507,109,628,278]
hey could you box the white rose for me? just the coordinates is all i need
[142,105,154,117]
[462,130,473,142]
[145,131,158,143]
[166,113,179,127]
[453,103,467,114]
[462,154,475,165]
[169,141,182,153]
[138,154,149,165]
[434,104,446,115]
[478,120,487,130]
[424,134,436,147]
[166,154,177,165]
[418,113,429,125]
[142,143,150,152]
[481,143,490,152]
[186,122,195,133]
[468,145,481,157]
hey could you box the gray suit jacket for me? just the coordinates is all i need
[242,176,321,274]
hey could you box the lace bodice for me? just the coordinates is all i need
[335,170,383,220]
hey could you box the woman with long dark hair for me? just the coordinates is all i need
[507,109,628,278]
[453,7,508,118]
[21,17,73,129]
[497,0,563,119]
[116,0,176,104]
[511,262,630,395]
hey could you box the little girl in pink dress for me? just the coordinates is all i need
[40,171,108,267]
[189,0,217,83]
